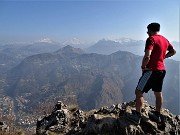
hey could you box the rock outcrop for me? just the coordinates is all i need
[0,121,9,133]
[36,101,180,135]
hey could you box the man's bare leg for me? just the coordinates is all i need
[154,91,163,112]
[135,90,144,113]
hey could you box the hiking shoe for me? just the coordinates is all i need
[148,111,161,123]
[125,112,141,125]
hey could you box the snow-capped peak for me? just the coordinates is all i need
[62,38,84,45]
[113,37,135,43]
[38,38,54,43]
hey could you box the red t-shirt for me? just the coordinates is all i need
[145,35,174,71]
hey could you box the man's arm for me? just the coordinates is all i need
[141,49,152,69]
[165,48,176,59]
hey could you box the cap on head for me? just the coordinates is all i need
[147,22,160,32]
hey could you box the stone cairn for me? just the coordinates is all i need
[0,121,9,133]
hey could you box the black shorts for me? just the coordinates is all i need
[136,70,166,93]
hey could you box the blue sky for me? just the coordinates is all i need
[0,0,179,43]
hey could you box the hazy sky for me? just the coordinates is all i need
[0,0,179,43]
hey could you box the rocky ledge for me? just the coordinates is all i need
[36,101,180,135]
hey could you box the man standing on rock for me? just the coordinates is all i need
[127,22,176,124]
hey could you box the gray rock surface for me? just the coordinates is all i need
[36,101,180,135]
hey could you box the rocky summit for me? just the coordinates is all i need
[36,101,180,135]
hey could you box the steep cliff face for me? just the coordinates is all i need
[36,101,180,135]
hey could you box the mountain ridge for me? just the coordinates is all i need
[0,45,178,133]
[4,45,179,114]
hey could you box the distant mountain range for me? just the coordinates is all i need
[0,45,178,114]
[86,39,145,56]
[0,39,179,125]
[86,39,179,61]
[0,42,62,77]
